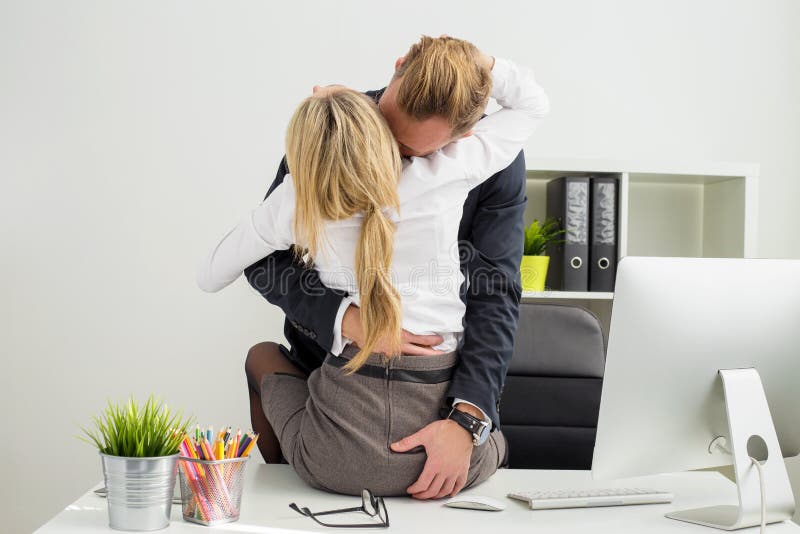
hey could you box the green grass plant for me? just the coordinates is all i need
[524,217,566,256]
[80,395,193,457]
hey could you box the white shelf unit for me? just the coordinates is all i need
[521,158,759,340]
[520,291,614,300]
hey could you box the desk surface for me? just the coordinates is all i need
[37,464,800,533]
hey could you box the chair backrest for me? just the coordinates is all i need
[500,302,606,469]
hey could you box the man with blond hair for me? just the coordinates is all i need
[244,35,548,499]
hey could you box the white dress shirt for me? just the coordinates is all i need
[198,58,549,360]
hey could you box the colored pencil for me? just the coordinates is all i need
[240,434,259,458]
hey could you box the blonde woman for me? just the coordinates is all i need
[198,45,548,496]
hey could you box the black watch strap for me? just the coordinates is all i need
[446,408,488,446]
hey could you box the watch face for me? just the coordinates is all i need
[476,422,491,446]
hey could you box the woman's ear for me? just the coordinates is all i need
[459,129,474,139]
[394,56,406,72]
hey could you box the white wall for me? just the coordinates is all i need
[1,0,799,531]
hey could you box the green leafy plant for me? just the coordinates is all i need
[80,395,194,457]
[524,218,566,256]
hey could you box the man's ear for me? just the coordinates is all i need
[459,129,474,139]
[394,55,406,72]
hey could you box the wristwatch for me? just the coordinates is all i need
[446,407,491,446]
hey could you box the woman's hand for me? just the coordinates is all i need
[342,304,446,356]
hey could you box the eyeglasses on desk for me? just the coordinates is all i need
[290,488,389,528]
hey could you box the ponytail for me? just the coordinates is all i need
[286,88,403,374]
[343,207,402,373]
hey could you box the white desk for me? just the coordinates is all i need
[37,464,800,533]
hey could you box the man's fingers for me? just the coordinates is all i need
[400,343,446,356]
[398,330,445,356]
[391,430,426,453]
[435,477,457,499]
[451,475,467,497]
[412,473,446,500]
[406,460,437,494]
[402,331,444,347]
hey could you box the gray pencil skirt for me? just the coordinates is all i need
[261,345,506,496]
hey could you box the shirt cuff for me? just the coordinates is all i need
[329,296,355,356]
[452,398,491,425]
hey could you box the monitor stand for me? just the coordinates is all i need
[666,368,796,530]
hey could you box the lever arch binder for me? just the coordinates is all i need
[546,176,590,291]
[589,176,618,292]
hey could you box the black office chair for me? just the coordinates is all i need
[500,302,606,469]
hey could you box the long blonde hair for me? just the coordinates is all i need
[285,89,402,373]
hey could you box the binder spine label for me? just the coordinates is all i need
[566,182,589,245]
[593,182,617,245]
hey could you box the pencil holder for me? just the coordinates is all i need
[177,456,249,526]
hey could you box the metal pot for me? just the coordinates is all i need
[100,452,178,531]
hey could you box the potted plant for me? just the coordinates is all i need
[521,218,565,292]
[80,395,193,531]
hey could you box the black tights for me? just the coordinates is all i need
[244,342,306,464]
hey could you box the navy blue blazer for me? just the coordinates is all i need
[244,88,526,429]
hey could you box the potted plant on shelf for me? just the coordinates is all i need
[521,218,565,292]
[80,395,193,531]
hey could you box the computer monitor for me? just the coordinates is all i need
[592,256,800,530]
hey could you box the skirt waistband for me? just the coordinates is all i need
[324,345,457,384]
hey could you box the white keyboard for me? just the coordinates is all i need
[507,487,674,510]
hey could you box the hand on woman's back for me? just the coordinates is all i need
[341,304,446,356]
